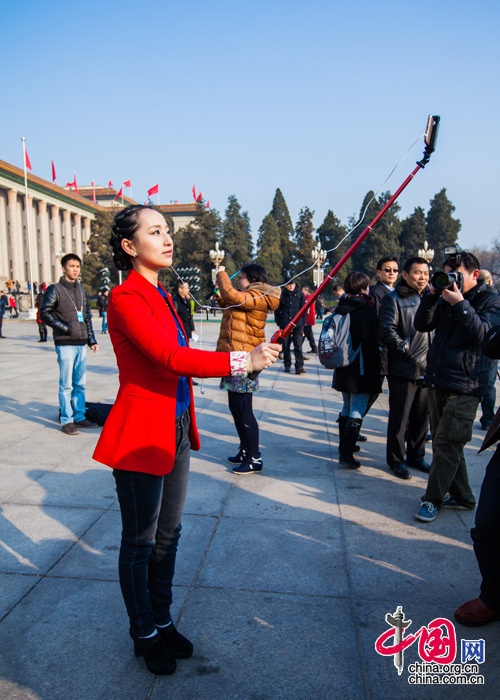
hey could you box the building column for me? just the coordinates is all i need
[0,193,9,280]
[38,201,52,285]
[7,189,23,282]
[73,213,82,259]
[62,210,72,254]
[51,205,62,278]
[83,217,91,253]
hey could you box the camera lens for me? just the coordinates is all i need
[431,271,452,291]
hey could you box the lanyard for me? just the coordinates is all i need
[60,283,83,313]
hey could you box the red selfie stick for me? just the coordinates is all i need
[271,115,440,344]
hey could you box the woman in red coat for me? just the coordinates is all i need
[93,205,279,675]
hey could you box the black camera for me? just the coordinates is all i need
[430,245,465,293]
[430,270,464,293]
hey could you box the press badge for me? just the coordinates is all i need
[77,311,84,322]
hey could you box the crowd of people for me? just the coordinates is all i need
[5,204,500,669]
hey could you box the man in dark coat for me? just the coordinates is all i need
[172,280,195,341]
[413,251,500,522]
[40,254,99,435]
[379,257,431,480]
[371,255,400,315]
[275,281,306,374]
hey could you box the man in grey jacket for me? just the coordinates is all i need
[40,254,99,435]
[379,257,431,479]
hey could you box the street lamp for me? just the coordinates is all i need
[312,242,327,288]
[418,240,435,269]
[209,242,225,284]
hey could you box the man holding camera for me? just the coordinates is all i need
[413,249,500,522]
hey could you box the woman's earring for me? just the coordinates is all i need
[131,251,137,257]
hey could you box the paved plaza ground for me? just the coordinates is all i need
[1,314,499,699]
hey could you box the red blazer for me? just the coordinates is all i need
[93,270,231,475]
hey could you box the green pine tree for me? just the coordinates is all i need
[399,206,427,266]
[221,194,253,276]
[316,209,352,283]
[256,214,283,285]
[81,209,118,296]
[425,188,461,267]
[174,199,222,298]
[351,191,401,280]
[270,188,295,280]
[292,206,315,288]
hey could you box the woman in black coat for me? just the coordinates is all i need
[334,272,380,468]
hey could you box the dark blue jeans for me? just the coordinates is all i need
[113,410,191,638]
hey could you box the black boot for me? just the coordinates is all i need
[131,631,177,675]
[157,623,193,659]
[339,418,362,469]
[338,415,360,454]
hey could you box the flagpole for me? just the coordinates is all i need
[21,137,36,317]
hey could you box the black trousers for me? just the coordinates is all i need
[282,326,304,369]
[304,325,317,352]
[386,375,428,466]
[227,391,259,456]
[471,445,500,612]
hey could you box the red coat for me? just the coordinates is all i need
[93,270,231,475]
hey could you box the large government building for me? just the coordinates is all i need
[0,159,197,291]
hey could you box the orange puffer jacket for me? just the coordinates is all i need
[215,271,281,352]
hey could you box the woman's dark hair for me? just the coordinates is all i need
[110,205,153,271]
[241,263,268,284]
[344,271,370,295]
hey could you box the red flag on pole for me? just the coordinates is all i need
[192,184,196,201]
[206,199,210,208]
[65,174,78,194]
[174,200,179,204]
[108,180,113,188]
[197,191,203,201]
[92,181,96,203]
[115,187,123,201]
[25,150,32,171]
[124,180,131,188]
[148,184,159,196]
[51,159,56,182]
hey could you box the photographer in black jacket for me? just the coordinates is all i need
[413,250,500,522]
[379,257,431,480]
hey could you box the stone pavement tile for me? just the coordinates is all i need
[223,475,340,521]
[0,462,58,503]
[0,426,80,464]
[344,522,477,605]
[0,578,158,700]
[355,598,500,699]
[335,473,472,531]
[197,517,349,597]
[4,466,116,509]
[0,573,40,620]
[183,467,233,516]
[50,511,218,587]
[0,504,105,575]
[152,588,366,700]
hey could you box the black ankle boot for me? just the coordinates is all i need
[157,623,194,659]
[339,418,363,469]
[338,415,360,454]
[131,631,177,675]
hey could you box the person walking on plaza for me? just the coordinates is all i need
[334,272,380,468]
[40,253,99,435]
[92,205,279,675]
[478,269,498,430]
[0,293,6,338]
[172,279,195,341]
[455,324,500,626]
[215,263,281,474]
[9,294,18,318]
[275,280,306,374]
[97,289,109,334]
[413,250,500,522]
[302,286,318,354]
[35,290,48,342]
[379,257,431,480]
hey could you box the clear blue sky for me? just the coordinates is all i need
[1,0,498,255]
